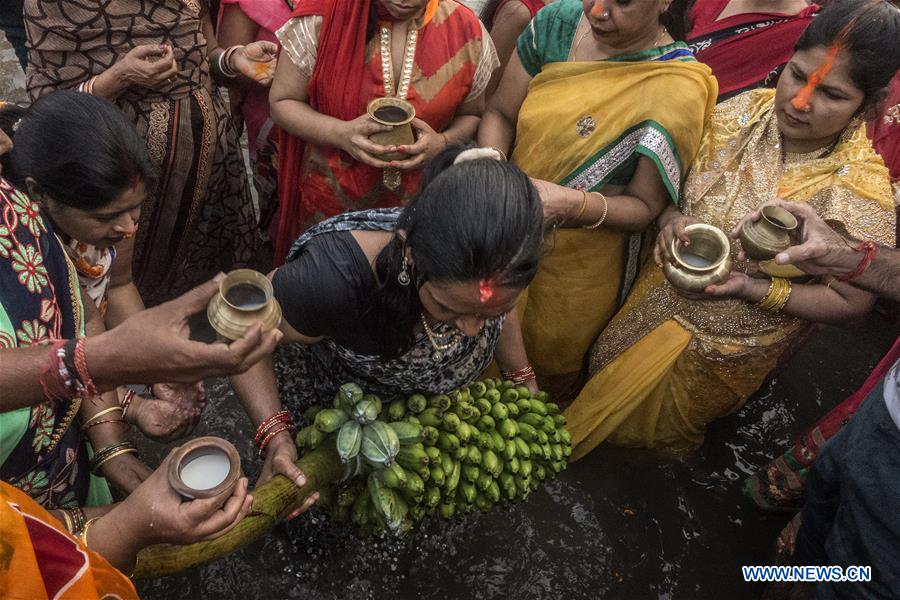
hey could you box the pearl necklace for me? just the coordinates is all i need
[420,313,461,362]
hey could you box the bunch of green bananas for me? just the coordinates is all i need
[295,379,571,535]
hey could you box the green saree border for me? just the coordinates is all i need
[560,120,683,202]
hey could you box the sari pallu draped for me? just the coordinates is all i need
[564,89,896,458]
[512,54,717,402]
[0,180,111,509]
[24,0,259,306]
[274,0,496,262]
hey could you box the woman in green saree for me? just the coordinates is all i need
[478,0,717,401]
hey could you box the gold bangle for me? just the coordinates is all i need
[82,418,126,432]
[570,190,588,223]
[80,406,123,431]
[57,509,75,534]
[91,447,138,474]
[68,506,86,534]
[78,517,99,548]
[769,280,792,312]
[754,278,777,309]
[583,192,608,229]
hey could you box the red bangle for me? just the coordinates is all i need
[501,365,536,385]
[120,388,136,420]
[836,241,877,282]
[73,338,98,397]
[258,423,294,458]
[254,410,294,446]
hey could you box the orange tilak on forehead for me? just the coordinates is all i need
[791,44,841,111]
[590,0,606,17]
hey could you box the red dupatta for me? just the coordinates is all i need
[274,0,439,263]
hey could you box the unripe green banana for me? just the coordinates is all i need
[295,425,311,448]
[514,386,532,398]
[517,422,538,442]
[417,408,443,428]
[499,418,519,440]
[502,388,519,403]
[477,415,496,431]
[551,444,564,461]
[315,408,350,433]
[534,464,547,481]
[507,456,520,474]
[520,459,533,478]
[406,393,427,414]
[482,449,500,476]
[455,421,472,443]
[428,394,451,411]
[440,453,455,476]
[476,432,493,450]
[405,469,425,496]
[307,426,327,450]
[475,396,493,415]
[465,445,482,465]
[336,420,363,462]
[503,439,517,461]
[490,402,509,421]
[387,399,407,421]
[303,405,323,424]
[515,398,532,413]
[529,442,543,458]
[499,472,515,493]
[545,400,559,414]
[514,475,530,496]
[490,430,506,453]
[505,402,520,418]
[429,465,446,487]
[424,485,441,508]
[553,413,567,427]
[468,381,487,398]
[518,413,544,428]
[388,421,422,445]
[446,459,461,492]
[454,445,467,461]
[485,389,502,405]
[339,382,364,407]
[475,493,491,511]
[441,412,461,432]
[396,445,430,472]
[534,390,549,403]
[439,502,455,519]
[424,445,441,463]
[487,480,501,503]
[540,416,556,435]
[537,430,549,444]
[529,399,549,416]
[463,464,480,483]
[460,482,477,504]
[421,425,439,446]
[514,437,531,460]
[379,462,408,490]
[406,416,421,426]
[437,432,460,453]
[500,379,515,391]
[541,443,553,460]
[476,471,493,492]
[563,444,572,458]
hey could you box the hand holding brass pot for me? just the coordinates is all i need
[663,223,733,294]
[207,269,282,341]
[739,205,799,260]
[367,97,416,161]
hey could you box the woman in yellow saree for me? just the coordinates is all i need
[565,0,899,457]
[479,0,717,400]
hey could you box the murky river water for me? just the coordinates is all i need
[3,35,898,600]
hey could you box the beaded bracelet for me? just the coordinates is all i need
[583,192,609,230]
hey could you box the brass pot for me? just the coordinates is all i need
[663,223,732,293]
[367,97,416,161]
[739,205,798,260]
[207,269,282,341]
[167,436,241,500]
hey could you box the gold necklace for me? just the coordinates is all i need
[420,313,461,362]
[573,17,668,59]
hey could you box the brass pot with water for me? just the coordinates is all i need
[739,205,799,260]
[367,97,416,161]
[663,223,732,293]
[207,269,282,341]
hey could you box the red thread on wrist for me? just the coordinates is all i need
[73,338,98,397]
[836,241,877,282]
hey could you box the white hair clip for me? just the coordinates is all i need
[453,147,505,165]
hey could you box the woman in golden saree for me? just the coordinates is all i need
[565,0,899,457]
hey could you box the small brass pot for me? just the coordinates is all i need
[207,269,282,341]
[663,223,732,293]
[367,97,416,161]
[167,436,241,500]
[739,205,798,260]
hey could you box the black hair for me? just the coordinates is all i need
[661,0,691,42]
[794,0,900,112]
[0,90,154,210]
[365,144,545,359]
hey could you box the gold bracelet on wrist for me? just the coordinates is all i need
[57,508,75,534]
[78,517,99,548]
[570,190,588,224]
[755,277,791,312]
[583,192,608,229]
[80,406,123,431]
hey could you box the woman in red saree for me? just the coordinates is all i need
[270,0,498,262]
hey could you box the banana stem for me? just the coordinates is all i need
[133,444,343,579]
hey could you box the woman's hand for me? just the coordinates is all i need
[101,451,153,494]
[336,114,394,168]
[390,118,447,171]
[130,382,206,443]
[121,450,253,546]
[110,44,178,91]
[703,271,770,302]
[654,211,700,266]
[231,41,278,86]
[258,431,319,520]
[529,178,579,226]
